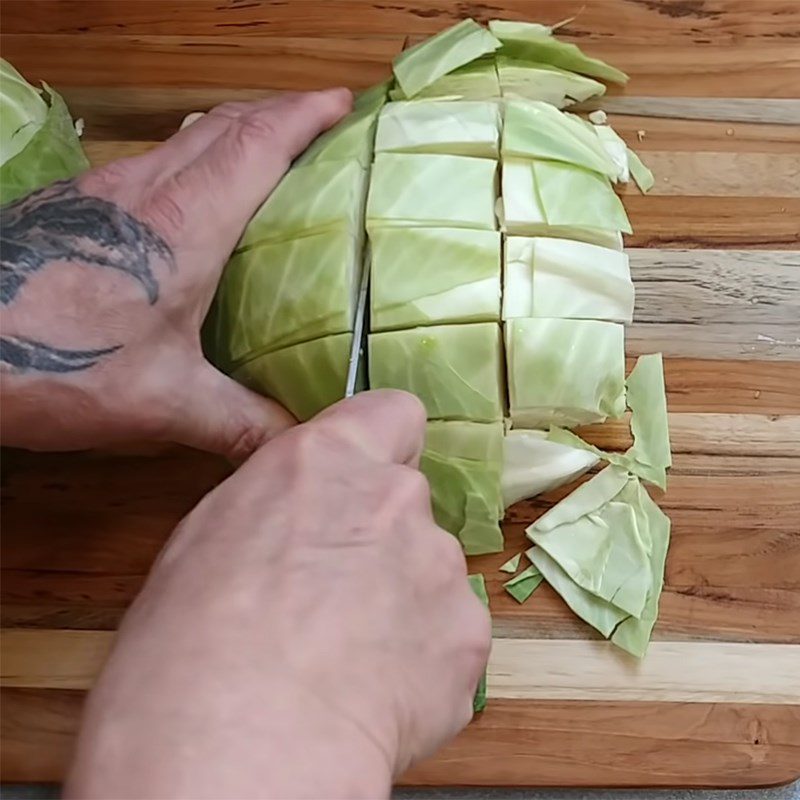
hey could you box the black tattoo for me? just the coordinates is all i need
[0,180,173,306]
[0,335,122,374]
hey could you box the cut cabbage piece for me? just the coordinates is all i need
[489,20,629,85]
[546,353,671,490]
[533,160,633,233]
[628,147,655,193]
[467,573,490,712]
[375,100,500,158]
[593,125,630,183]
[367,152,498,230]
[502,428,598,508]
[389,56,501,101]
[502,100,618,180]
[295,83,387,167]
[370,323,504,422]
[238,159,368,250]
[422,421,504,555]
[503,236,634,323]
[497,56,605,107]
[393,18,501,99]
[370,227,500,331]
[503,564,544,603]
[500,158,627,244]
[0,61,89,204]
[214,226,362,365]
[499,553,522,573]
[232,332,351,422]
[506,318,626,428]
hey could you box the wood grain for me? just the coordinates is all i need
[3,688,798,788]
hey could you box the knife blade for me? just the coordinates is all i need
[345,246,371,397]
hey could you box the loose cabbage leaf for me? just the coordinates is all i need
[489,20,629,85]
[628,147,656,193]
[499,553,522,573]
[502,428,598,508]
[0,75,88,204]
[389,56,501,101]
[497,56,605,107]
[367,152,498,230]
[215,226,362,365]
[502,100,618,179]
[506,318,626,428]
[503,564,544,603]
[593,124,630,183]
[232,332,351,422]
[375,100,500,158]
[370,227,500,331]
[370,323,504,422]
[393,18,501,99]
[237,159,368,250]
[467,573,490,712]
[503,236,634,323]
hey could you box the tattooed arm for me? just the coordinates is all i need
[0,90,351,459]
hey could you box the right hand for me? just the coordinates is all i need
[67,390,492,800]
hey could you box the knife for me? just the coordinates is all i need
[345,246,371,397]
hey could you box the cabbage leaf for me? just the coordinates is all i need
[499,552,522,573]
[390,56,501,101]
[628,147,655,193]
[503,564,543,603]
[467,572,490,712]
[497,56,605,107]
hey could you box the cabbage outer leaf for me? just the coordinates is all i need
[0,58,48,165]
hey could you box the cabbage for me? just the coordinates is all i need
[506,317,626,428]
[489,20,629,84]
[393,18,501,98]
[503,236,634,323]
[497,56,605,107]
[375,100,500,158]
[628,147,656,193]
[367,152,498,230]
[370,227,500,330]
[593,124,630,183]
[499,552,522,573]
[0,59,88,204]
[503,564,543,603]
[467,572,490,712]
[369,323,504,422]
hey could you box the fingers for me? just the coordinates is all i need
[311,390,427,467]
[152,89,352,254]
[169,362,296,461]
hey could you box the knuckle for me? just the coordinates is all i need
[428,527,467,573]
[393,465,431,505]
[143,184,187,236]
[373,390,427,433]
[79,159,135,199]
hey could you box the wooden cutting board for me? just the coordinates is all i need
[1,0,799,789]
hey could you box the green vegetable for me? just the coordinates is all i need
[503,565,544,603]
[390,55,501,101]
[232,332,352,422]
[370,227,501,331]
[499,553,522,573]
[375,100,500,158]
[393,18,501,99]
[628,147,656,193]
[367,152,498,230]
[370,323,504,422]
[497,56,605,107]
[506,318,626,428]
[502,236,634,323]
[489,20,629,84]
[0,60,88,204]
[467,573,490,712]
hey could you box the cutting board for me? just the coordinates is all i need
[1,0,799,789]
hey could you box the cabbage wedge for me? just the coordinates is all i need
[506,318,626,428]
[367,152,498,230]
[370,227,500,330]
[370,323,504,422]
[375,100,500,158]
[393,18,501,99]
[390,56,501,101]
[503,236,634,323]
[497,56,605,107]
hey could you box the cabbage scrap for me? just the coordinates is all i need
[393,18,501,99]
[503,564,544,603]
[467,573,490,712]
[628,147,656,193]
[502,236,634,323]
[499,552,522,573]
[370,227,501,330]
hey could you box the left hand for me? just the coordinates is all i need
[1,89,352,459]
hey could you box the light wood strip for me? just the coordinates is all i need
[4,0,799,42]
[4,689,798,788]
[3,630,798,704]
[2,34,798,97]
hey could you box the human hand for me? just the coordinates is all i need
[1,89,351,459]
[66,391,492,800]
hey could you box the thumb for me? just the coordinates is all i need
[171,362,295,462]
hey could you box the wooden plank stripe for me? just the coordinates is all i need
[3,630,798,704]
[4,689,799,788]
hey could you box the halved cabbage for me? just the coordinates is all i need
[367,152,498,230]
[375,100,500,158]
[370,322,504,422]
[503,236,634,323]
[370,227,500,330]
[506,317,626,428]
